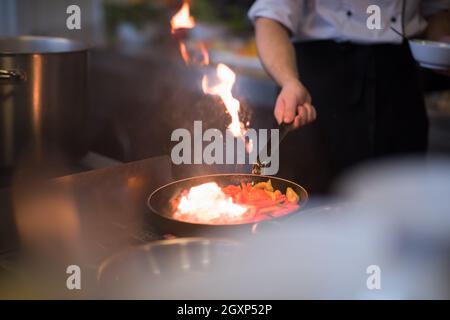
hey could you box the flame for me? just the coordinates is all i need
[170,2,208,66]
[170,1,248,135]
[175,182,248,222]
[202,64,245,136]
[198,43,209,66]
[179,42,209,66]
[179,42,190,64]
[170,1,195,33]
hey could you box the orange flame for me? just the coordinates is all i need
[179,42,209,66]
[170,1,195,33]
[202,63,246,136]
[169,1,253,224]
[198,43,209,66]
[170,1,247,135]
[171,2,208,65]
[179,42,190,64]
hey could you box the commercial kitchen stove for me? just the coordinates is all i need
[0,156,173,266]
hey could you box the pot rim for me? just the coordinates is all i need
[0,35,90,55]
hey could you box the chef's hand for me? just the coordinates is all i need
[274,79,317,129]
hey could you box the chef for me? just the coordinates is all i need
[248,0,450,193]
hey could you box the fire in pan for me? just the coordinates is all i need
[147,173,308,237]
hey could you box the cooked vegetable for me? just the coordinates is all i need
[286,187,300,203]
[173,179,300,224]
[221,179,299,219]
[254,179,274,192]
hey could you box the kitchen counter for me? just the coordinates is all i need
[0,152,328,261]
[0,156,173,262]
[0,153,340,298]
[0,155,177,298]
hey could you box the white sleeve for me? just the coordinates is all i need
[248,0,303,35]
[421,0,450,17]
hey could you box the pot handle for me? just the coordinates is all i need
[0,69,27,83]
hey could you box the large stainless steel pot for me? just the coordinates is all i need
[0,36,89,168]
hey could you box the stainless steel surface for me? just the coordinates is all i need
[0,36,89,167]
[97,237,239,298]
[0,155,173,298]
[0,36,87,54]
[0,155,173,257]
[0,155,316,298]
[0,69,26,82]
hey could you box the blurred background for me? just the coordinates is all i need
[0,0,270,181]
[0,0,449,185]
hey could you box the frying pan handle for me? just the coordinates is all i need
[278,122,293,144]
[252,122,293,175]
[0,69,27,84]
[268,122,293,152]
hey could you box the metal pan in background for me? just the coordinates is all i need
[97,237,240,299]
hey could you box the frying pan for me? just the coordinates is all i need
[147,173,308,237]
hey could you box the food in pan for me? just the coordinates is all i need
[172,179,300,224]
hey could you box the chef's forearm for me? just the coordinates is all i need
[255,17,299,87]
[425,10,450,41]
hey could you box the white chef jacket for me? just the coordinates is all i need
[248,0,450,44]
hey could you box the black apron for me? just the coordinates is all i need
[277,40,428,194]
